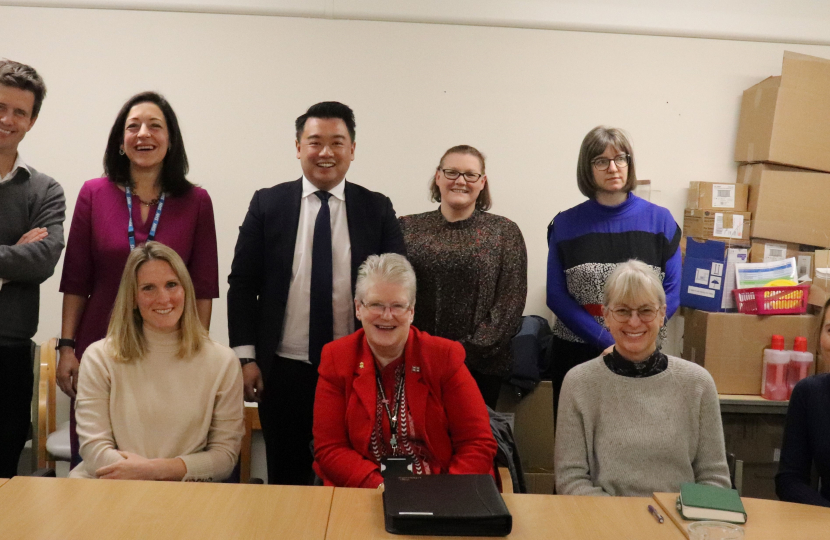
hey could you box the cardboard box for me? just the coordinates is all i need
[740,463,780,501]
[722,413,785,464]
[735,51,830,173]
[749,238,815,280]
[738,163,830,248]
[684,209,751,241]
[524,472,555,495]
[680,238,748,312]
[682,310,819,394]
[496,381,554,471]
[810,250,830,308]
[687,182,749,211]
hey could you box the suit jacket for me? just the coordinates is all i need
[227,178,406,378]
[312,326,497,488]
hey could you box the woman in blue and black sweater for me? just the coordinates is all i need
[546,126,681,412]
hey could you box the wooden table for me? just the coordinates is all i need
[0,479,7,488]
[0,476,333,540]
[327,487,684,539]
[653,492,830,539]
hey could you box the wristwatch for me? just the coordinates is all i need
[56,338,76,350]
[239,358,257,367]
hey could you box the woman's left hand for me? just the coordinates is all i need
[95,451,159,480]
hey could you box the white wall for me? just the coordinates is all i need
[4,0,830,45]
[2,5,830,356]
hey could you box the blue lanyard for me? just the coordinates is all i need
[125,185,165,250]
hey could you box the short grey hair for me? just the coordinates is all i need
[355,253,417,306]
[604,259,666,308]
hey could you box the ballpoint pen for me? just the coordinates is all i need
[648,505,665,524]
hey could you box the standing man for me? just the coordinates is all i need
[0,59,66,477]
[228,102,406,485]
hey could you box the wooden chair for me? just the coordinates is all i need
[240,403,261,483]
[31,338,71,470]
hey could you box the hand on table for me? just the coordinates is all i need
[95,451,186,481]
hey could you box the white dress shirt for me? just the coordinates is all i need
[233,176,354,363]
[0,153,27,184]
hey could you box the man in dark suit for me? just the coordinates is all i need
[228,101,406,485]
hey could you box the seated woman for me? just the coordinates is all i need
[313,253,497,488]
[70,242,243,481]
[775,298,830,507]
[554,259,730,496]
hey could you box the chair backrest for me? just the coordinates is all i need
[31,338,58,470]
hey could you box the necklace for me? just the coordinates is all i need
[138,197,160,207]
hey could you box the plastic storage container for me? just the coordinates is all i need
[732,283,810,315]
[787,336,814,399]
[762,335,790,401]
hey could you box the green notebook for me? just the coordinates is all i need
[676,482,747,524]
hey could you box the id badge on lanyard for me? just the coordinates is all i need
[125,185,165,250]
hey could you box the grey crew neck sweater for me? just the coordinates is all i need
[0,166,65,344]
[555,355,730,497]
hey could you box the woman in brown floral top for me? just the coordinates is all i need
[399,145,527,408]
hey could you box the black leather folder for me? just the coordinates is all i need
[382,474,512,536]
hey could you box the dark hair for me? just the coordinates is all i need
[0,59,47,119]
[576,126,637,199]
[429,145,492,211]
[295,101,356,142]
[103,91,192,197]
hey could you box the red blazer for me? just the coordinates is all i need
[313,326,497,488]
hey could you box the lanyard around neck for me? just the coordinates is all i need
[376,364,405,453]
[125,185,165,250]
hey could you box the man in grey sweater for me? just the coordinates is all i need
[0,59,65,477]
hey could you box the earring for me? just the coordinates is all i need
[119,148,125,156]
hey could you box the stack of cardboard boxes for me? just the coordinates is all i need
[679,51,830,499]
[681,51,828,397]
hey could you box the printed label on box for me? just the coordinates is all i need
[798,255,812,279]
[764,243,789,262]
[695,268,710,285]
[688,286,716,298]
[713,213,744,239]
[712,184,736,208]
[711,262,724,277]
[721,248,749,310]
[709,275,722,290]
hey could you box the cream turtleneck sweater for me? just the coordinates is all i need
[70,326,244,481]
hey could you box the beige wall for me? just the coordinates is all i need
[3,5,830,355]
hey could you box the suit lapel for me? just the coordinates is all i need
[344,181,368,291]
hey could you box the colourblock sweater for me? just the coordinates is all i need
[546,194,681,349]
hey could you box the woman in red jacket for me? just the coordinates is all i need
[313,253,497,488]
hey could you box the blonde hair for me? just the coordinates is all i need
[106,242,206,362]
[604,259,666,308]
[355,253,417,306]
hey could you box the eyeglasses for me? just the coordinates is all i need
[607,306,660,323]
[361,301,411,317]
[440,169,484,183]
[591,154,630,171]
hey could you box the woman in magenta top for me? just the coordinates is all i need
[57,91,218,465]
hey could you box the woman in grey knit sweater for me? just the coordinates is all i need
[554,260,730,496]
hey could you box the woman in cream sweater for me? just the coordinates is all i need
[70,242,243,481]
